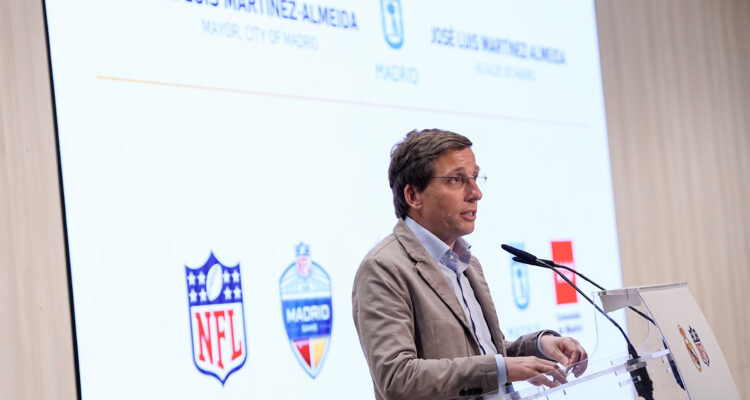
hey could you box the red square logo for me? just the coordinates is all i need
[551,241,578,304]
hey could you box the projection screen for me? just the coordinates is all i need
[44,0,628,398]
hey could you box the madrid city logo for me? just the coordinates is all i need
[508,243,530,310]
[380,0,404,49]
[279,243,333,378]
[185,252,247,384]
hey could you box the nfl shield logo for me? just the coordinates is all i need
[186,252,247,384]
[279,243,333,378]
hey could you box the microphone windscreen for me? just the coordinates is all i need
[501,244,538,263]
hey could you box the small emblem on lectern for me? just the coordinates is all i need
[689,326,710,367]
[678,324,702,372]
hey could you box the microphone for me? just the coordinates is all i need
[502,244,655,400]
[500,244,538,264]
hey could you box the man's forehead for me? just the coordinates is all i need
[442,164,480,175]
[433,149,479,171]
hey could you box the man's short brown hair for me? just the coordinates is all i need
[388,129,473,219]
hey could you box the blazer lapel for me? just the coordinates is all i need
[392,220,477,346]
[465,258,507,355]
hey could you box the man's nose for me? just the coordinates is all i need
[465,179,482,201]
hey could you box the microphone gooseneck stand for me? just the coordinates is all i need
[501,245,655,400]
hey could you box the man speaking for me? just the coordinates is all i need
[352,129,587,400]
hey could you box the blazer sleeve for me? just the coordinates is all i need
[503,331,546,358]
[352,256,499,400]
[503,330,560,362]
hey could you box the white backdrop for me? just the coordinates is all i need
[45,0,628,398]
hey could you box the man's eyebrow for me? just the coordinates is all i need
[443,167,464,175]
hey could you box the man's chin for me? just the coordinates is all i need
[461,223,476,236]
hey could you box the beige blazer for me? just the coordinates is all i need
[352,219,546,400]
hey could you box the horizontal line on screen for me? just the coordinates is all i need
[96,75,586,128]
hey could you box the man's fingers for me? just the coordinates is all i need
[544,345,568,365]
[507,355,581,385]
[566,342,588,377]
[567,348,581,365]
[530,373,558,388]
[579,346,589,375]
[572,357,589,377]
[534,360,566,386]
[545,366,568,385]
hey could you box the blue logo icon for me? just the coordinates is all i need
[381,0,404,49]
[279,243,333,378]
[185,252,247,384]
[509,243,530,310]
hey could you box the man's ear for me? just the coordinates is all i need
[404,184,422,210]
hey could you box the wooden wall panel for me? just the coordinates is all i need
[596,0,750,397]
[0,0,77,399]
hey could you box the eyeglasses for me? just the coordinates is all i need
[432,174,487,188]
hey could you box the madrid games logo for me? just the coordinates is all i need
[279,243,333,378]
[185,252,247,384]
[380,0,404,49]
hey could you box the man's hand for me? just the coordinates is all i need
[539,335,588,377]
[505,356,567,387]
